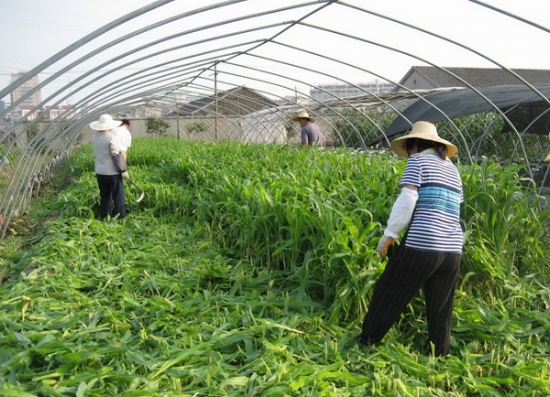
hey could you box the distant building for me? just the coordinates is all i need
[131,103,163,118]
[310,82,395,102]
[395,66,550,91]
[11,105,38,122]
[276,95,310,106]
[10,72,42,108]
[44,105,76,120]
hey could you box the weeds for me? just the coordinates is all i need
[0,138,548,396]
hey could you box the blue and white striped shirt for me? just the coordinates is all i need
[401,151,463,253]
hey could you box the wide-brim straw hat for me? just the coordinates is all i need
[390,121,458,158]
[292,111,315,123]
[90,114,121,131]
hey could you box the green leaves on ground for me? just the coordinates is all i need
[1,138,549,396]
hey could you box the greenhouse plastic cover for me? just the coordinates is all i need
[372,84,550,144]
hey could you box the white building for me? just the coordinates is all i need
[310,82,394,102]
[10,72,42,108]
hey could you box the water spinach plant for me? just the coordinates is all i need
[0,138,549,396]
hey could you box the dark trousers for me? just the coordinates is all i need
[360,246,461,356]
[96,174,126,219]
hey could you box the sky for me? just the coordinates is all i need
[2,0,550,110]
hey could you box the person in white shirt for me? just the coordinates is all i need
[111,119,132,159]
[90,114,129,219]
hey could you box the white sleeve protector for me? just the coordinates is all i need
[383,187,418,238]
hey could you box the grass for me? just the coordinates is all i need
[0,137,549,396]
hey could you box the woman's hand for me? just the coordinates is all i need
[376,235,394,259]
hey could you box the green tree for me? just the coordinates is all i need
[146,117,170,136]
[25,120,47,154]
[186,121,208,135]
[332,109,394,148]
[25,121,40,141]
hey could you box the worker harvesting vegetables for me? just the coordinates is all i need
[358,121,463,356]
[293,111,326,147]
[90,114,130,219]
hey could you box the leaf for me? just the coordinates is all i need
[76,382,86,397]
[219,376,249,388]
[0,384,39,397]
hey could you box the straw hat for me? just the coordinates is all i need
[292,111,315,123]
[390,121,458,158]
[90,114,121,131]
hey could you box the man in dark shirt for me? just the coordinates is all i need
[293,111,326,147]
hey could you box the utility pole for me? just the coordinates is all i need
[176,100,180,139]
[214,62,218,141]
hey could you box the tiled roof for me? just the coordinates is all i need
[398,66,550,88]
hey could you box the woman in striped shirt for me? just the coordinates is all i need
[358,121,463,356]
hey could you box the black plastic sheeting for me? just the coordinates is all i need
[370,84,550,145]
